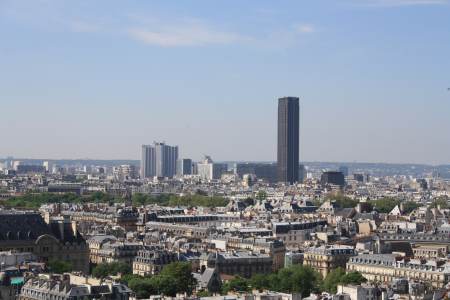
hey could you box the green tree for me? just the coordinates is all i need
[250,273,271,291]
[92,262,131,278]
[325,192,358,208]
[197,290,211,297]
[322,267,346,293]
[48,259,72,274]
[160,262,197,295]
[402,201,420,214]
[127,277,155,299]
[222,276,250,294]
[340,271,367,286]
[431,196,449,209]
[370,197,401,213]
[256,191,267,201]
[266,265,322,297]
[151,275,178,296]
[322,268,366,293]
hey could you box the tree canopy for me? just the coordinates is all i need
[246,265,322,297]
[48,259,72,274]
[431,196,449,209]
[92,262,132,278]
[325,192,358,208]
[131,193,228,207]
[322,268,367,293]
[119,262,196,298]
[369,197,401,213]
[3,191,228,209]
[3,192,123,209]
[222,276,251,294]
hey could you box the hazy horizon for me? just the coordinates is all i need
[1,0,449,165]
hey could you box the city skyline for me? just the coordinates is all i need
[1,0,449,164]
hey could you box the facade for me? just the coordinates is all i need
[141,142,178,178]
[90,241,143,265]
[197,156,227,181]
[19,274,131,300]
[202,252,273,278]
[0,212,89,274]
[347,254,450,288]
[336,284,379,300]
[321,171,346,187]
[132,248,178,276]
[234,163,278,183]
[210,236,286,271]
[16,165,46,174]
[272,220,327,249]
[176,158,193,176]
[145,222,212,239]
[113,165,138,181]
[303,245,356,278]
[277,97,299,184]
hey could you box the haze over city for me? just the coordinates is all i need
[1,0,449,164]
[2,2,450,300]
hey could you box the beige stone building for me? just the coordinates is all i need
[347,254,450,288]
[132,248,178,276]
[303,245,356,278]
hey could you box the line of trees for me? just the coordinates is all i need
[221,265,366,298]
[3,191,229,209]
[131,193,228,207]
[92,262,132,278]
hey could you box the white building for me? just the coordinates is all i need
[197,156,227,181]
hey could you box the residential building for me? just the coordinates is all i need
[132,248,178,276]
[141,142,178,178]
[197,156,227,181]
[19,274,131,300]
[347,254,450,288]
[303,245,356,278]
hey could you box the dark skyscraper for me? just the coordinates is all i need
[277,97,299,184]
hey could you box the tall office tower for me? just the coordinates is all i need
[177,158,193,176]
[277,97,300,184]
[141,142,178,178]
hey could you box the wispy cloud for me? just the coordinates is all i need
[294,24,316,34]
[127,20,248,47]
[2,0,318,49]
[359,0,448,7]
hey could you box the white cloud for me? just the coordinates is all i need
[127,20,248,47]
[360,0,448,6]
[294,24,316,34]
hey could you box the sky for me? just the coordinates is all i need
[0,0,449,165]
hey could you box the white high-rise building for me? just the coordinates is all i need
[197,155,227,181]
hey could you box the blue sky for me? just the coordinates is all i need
[0,0,449,164]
